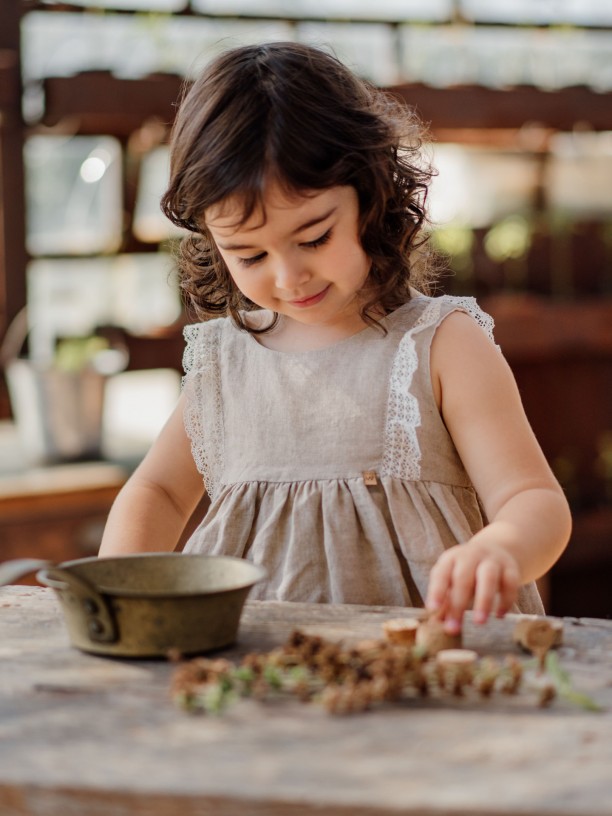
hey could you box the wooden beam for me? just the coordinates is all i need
[0,52,21,112]
[39,74,612,137]
[41,72,185,137]
[387,82,612,132]
[0,5,28,419]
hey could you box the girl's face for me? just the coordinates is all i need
[205,182,372,337]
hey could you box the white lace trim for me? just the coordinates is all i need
[381,296,497,480]
[442,295,498,349]
[182,321,224,500]
[381,299,439,480]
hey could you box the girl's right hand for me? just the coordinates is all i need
[426,536,522,634]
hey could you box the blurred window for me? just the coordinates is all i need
[25,135,123,256]
[133,146,182,244]
[21,5,612,90]
[21,13,293,84]
[545,131,612,219]
[428,144,540,229]
[461,0,612,26]
[192,0,451,20]
[27,254,181,361]
[35,0,611,25]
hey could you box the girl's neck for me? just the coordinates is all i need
[250,311,374,353]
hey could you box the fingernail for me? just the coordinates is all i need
[473,611,486,625]
[444,619,461,635]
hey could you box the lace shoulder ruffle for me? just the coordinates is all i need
[183,319,219,377]
[381,295,497,481]
[182,319,225,499]
[438,295,498,348]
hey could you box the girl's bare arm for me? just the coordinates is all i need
[99,394,205,555]
[426,311,572,631]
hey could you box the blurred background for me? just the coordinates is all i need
[0,0,610,616]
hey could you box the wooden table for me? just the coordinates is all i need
[1,587,612,816]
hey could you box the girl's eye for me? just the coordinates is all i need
[238,252,266,268]
[302,228,332,249]
[236,228,332,267]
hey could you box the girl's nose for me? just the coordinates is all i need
[274,256,311,290]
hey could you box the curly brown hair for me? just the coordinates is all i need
[160,41,437,331]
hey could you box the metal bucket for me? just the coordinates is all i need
[1,308,126,464]
[5,359,107,464]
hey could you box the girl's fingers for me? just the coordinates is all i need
[495,562,521,617]
[425,552,456,612]
[428,550,479,632]
[428,547,521,633]
[445,557,478,633]
[471,560,502,624]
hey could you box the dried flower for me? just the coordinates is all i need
[170,625,595,717]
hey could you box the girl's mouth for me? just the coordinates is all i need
[289,285,330,308]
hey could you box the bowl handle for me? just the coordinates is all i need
[38,567,118,644]
[0,558,51,586]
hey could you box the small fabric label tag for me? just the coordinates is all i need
[362,470,378,486]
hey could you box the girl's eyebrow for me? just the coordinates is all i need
[215,207,337,251]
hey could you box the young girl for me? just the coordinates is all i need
[99,42,571,633]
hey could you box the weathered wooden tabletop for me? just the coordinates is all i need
[1,586,611,816]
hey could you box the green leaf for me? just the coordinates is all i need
[545,652,604,712]
[263,664,284,690]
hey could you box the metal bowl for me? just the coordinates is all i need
[0,554,266,658]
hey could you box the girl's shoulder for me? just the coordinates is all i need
[183,313,227,344]
[182,315,229,376]
[393,292,496,347]
[183,314,228,340]
[182,310,272,374]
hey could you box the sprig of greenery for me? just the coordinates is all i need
[544,652,604,712]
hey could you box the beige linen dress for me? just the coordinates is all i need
[182,293,544,614]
